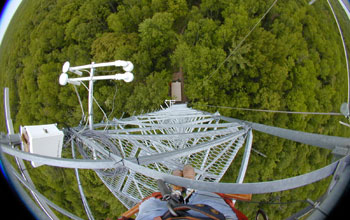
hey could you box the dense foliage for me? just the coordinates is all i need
[0,0,349,219]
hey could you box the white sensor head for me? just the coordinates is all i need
[123,61,134,72]
[340,103,349,117]
[123,72,134,83]
[62,61,70,73]
[59,73,69,86]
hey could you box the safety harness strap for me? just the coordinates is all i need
[156,204,226,220]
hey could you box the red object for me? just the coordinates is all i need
[216,193,249,220]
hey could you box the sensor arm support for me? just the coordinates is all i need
[1,142,344,194]
[219,116,350,153]
[59,61,134,86]
[67,73,134,83]
[68,60,133,72]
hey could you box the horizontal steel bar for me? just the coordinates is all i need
[124,155,345,194]
[69,60,128,71]
[69,75,116,81]
[1,140,344,195]
[127,114,212,120]
[103,127,240,140]
[129,130,246,165]
[220,116,350,151]
[104,121,239,130]
[1,145,118,169]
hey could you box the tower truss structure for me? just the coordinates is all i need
[1,86,350,220]
[72,103,250,208]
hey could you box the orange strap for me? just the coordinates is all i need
[120,203,140,218]
[216,193,252,201]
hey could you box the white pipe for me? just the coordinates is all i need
[88,63,94,131]
[236,129,253,183]
[69,75,117,82]
[66,72,134,83]
[69,60,133,72]
[4,88,14,135]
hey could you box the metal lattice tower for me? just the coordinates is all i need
[74,103,250,208]
[0,59,349,220]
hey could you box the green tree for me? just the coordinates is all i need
[125,70,171,114]
[139,12,177,71]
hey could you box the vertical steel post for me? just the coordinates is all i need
[88,62,95,131]
[236,129,253,183]
[4,88,14,135]
[88,63,97,159]
[71,140,95,220]
[3,88,59,220]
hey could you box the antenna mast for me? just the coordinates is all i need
[59,60,134,130]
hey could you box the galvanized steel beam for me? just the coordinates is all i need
[220,116,350,152]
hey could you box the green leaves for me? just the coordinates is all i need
[139,12,176,55]
[91,32,139,62]
[125,70,171,114]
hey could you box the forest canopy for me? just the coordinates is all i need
[0,0,349,219]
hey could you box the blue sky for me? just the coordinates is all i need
[0,0,22,45]
[339,0,350,19]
